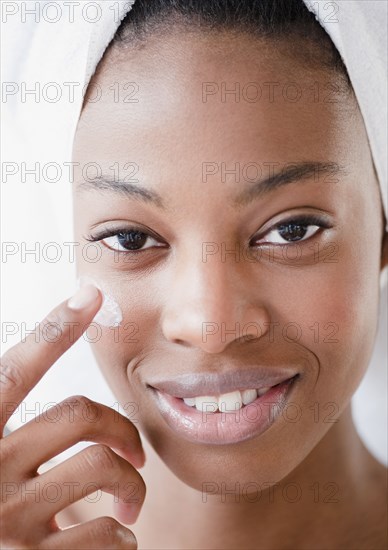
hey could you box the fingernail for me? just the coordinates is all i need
[67,284,100,310]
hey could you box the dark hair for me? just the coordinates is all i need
[113,0,351,88]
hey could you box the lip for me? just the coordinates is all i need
[149,371,299,445]
[148,366,299,398]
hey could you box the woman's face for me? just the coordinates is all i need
[72,29,386,491]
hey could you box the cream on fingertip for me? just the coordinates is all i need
[77,275,123,327]
[68,284,100,311]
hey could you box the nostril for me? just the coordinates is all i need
[173,338,190,347]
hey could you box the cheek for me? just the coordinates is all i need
[274,247,380,408]
[84,275,162,398]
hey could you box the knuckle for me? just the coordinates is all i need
[90,516,123,542]
[67,394,93,410]
[83,444,117,472]
[60,394,94,424]
[0,351,27,392]
[56,395,103,437]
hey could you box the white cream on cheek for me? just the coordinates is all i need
[77,275,123,327]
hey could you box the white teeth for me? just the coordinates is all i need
[241,389,258,405]
[257,386,271,397]
[195,396,218,413]
[218,391,242,413]
[183,397,196,407]
[181,387,271,412]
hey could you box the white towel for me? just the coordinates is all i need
[2,0,387,464]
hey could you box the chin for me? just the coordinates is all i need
[138,409,312,495]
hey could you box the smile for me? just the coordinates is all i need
[148,369,300,445]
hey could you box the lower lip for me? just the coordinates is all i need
[151,376,298,445]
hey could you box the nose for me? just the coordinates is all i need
[161,253,271,353]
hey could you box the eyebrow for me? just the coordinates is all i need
[77,176,165,208]
[77,161,345,209]
[233,161,346,206]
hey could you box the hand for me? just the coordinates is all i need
[0,285,145,549]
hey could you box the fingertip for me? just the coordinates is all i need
[117,436,146,470]
[67,284,102,311]
[133,447,146,469]
[114,500,141,526]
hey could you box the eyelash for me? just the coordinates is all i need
[85,226,166,253]
[252,214,331,246]
[84,215,330,253]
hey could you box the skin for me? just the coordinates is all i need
[1,26,387,550]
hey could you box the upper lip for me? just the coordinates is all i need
[148,367,299,398]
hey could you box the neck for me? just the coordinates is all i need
[136,404,384,549]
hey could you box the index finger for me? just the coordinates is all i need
[0,284,103,431]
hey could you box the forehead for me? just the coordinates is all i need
[73,29,361,185]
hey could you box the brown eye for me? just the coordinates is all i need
[255,223,321,245]
[102,230,162,252]
[117,230,148,250]
[277,224,309,242]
